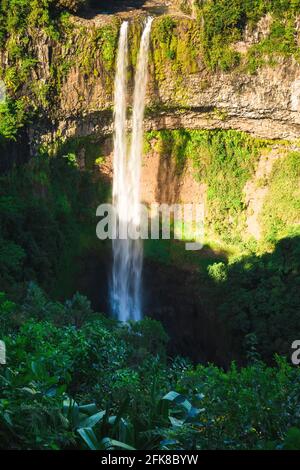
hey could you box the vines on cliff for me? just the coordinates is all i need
[146,129,267,245]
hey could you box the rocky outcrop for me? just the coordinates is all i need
[26,21,300,152]
[0,0,299,158]
[31,61,300,155]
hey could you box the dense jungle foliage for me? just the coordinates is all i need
[1,284,300,450]
[0,141,299,449]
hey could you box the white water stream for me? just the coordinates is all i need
[111,18,153,322]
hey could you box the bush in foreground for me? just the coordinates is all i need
[1,285,300,450]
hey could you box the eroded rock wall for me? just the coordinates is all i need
[0,12,291,153]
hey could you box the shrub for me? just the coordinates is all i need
[1,289,300,450]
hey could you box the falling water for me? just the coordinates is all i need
[111,18,153,322]
[111,20,129,322]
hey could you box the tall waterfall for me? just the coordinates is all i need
[111,18,153,322]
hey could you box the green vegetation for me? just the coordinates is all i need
[148,2,300,104]
[77,20,119,80]
[151,17,201,101]
[143,132,300,364]
[185,130,265,243]
[1,284,300,450]
[216,235,300,361]
[246,16,300,72]
[48,134,109,170]
[0,129,298,449]
[0,1,66,140]
[0,1,118,145]
[1,0,299,152]
[151,0,300,80]
[145,129,267,244]
[0,151,107,299]
[0,121,298,449]
[0,98,27,141]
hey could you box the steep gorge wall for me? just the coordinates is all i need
[7,11,296,246]
[6,14,297,151]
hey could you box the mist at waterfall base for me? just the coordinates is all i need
[111,18,153,323]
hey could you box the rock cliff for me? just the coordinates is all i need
[1,5,299,243]
[2,12,296,151]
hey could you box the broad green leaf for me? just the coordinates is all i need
[78,403,98,414]
[79,410,106,428]
[162,391,192,412]
[101,437,135,451]
[169,416,184,427]
[77,427,99,450]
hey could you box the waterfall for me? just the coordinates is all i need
[111,18,153,322]
[111,21,129,322]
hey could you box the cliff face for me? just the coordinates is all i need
[11,13,297,151]
[6,10,295,246]
[36,52,300,147]
[149,60,300,139]
[1,9,299,243]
